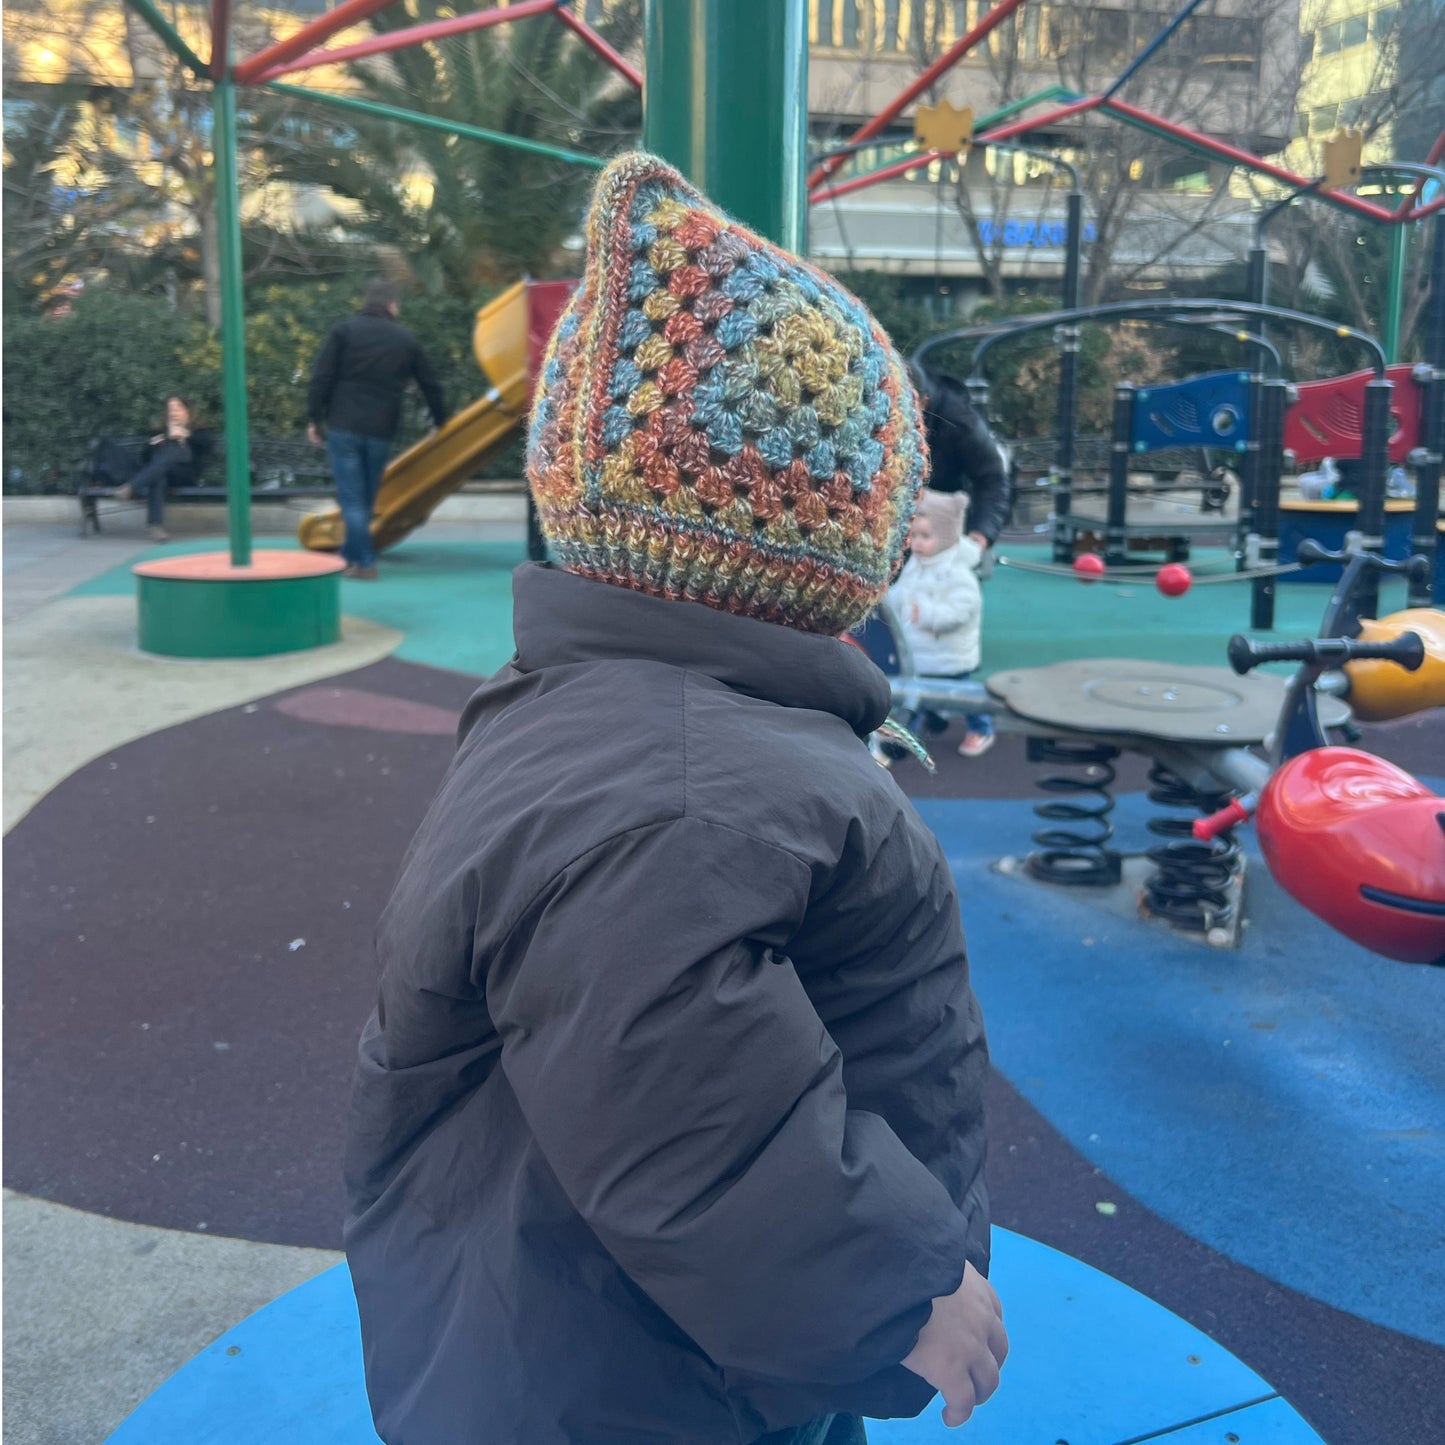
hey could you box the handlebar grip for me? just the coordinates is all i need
[1295,538,1343,566]
[1193,795,1256,842]
[1228,631,1425,675]
[1295,538,1430,578]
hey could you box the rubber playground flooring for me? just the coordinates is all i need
[6,529,1443,1445]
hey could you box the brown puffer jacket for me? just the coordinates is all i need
[344,563,991,1444]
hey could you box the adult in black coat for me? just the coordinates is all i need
[306,279,447,578]
[111,394,214,541]
[908,364,1012,549]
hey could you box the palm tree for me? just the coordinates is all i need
[260,0,643,298]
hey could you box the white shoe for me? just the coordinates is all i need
[959,731,995,758]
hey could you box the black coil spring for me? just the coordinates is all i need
[1143,763,1242,931]
[1026,738,1124,887]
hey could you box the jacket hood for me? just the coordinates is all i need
[511,562,893,740]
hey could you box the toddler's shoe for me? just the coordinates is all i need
[959,731,995,758]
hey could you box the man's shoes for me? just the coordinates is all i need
[147,525,169,542]
[959,731,995,758]
[113,484,134,500]
[343,565,379,580]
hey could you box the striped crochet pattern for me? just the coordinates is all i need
[527,151,928,636]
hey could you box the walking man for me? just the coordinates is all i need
[307,279,448,578]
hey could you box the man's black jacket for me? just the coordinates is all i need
[916,369,1011,544]
[307,305,447,441]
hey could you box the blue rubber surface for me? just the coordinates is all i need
[104,1230,1321,1445]
[916,793,1445,1348]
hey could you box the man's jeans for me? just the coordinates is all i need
[327,428,391,568]
[758,1415,868,1445]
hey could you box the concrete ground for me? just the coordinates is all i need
[0,517,515,1445]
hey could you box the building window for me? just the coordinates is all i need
[1342,14,1368,46]
[812,0,863,48]
[1371,5,1398,39]
[1309,104,1339,135]
[1086,9,1130,66]
[1172,16,1260,70]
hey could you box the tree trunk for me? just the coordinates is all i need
[200,204,222,330]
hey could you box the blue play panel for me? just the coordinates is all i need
[106,1229,1321,1445]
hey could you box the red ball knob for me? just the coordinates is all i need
[1156,562,1193,597]
[1073,552,1106,582]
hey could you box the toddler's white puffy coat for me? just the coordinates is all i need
[887,537,984,675]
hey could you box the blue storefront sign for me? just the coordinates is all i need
[976,218,1097,248]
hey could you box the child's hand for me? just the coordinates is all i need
[901,1262,1008,1427]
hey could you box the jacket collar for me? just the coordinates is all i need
[511,564,892,739]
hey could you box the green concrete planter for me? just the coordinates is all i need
[134,551,346,659]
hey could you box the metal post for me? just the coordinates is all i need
[213,76,251,568]
[1052,188,1084,562]
[1245,239,1270,375]
[643,0,807,250]
[1239,369,1264,578]
[1356,377,1393,618]
[1106,384,1134,566]
[1250,379,1288,630]
[1409,213,1445,604]
[1383,223,1408,364]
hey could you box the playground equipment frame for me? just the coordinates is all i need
[122,0,1442,603]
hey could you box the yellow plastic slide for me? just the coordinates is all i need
[298,281,531,554]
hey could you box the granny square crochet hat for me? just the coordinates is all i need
[527,151,929,636]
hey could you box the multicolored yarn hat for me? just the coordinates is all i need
[527,151,929,636]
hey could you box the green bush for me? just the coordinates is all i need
[3,291,212,490]
[3,278,524,492]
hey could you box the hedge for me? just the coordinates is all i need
[3,280,519,492]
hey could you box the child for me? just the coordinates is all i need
[887,488,995,758]
[343,153,1006,1445]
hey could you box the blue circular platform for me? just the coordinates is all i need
[105,1228,1323,1445]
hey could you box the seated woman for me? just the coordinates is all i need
[113,395,214,540]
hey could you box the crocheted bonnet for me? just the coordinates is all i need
[526,151,929,635]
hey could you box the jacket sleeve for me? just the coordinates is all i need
[411,342,448,428]
[486,815,972,1386]
[307,323,343,425]
[935,391,1011,544]
[911,565,979,636]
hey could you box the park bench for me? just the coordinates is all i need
[75,435,336,536]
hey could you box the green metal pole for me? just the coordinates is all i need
[642,0,807,251]
[266,84,609,168]
[214,76,252,567]
[1383,221,1408,363]
[122,0,209,77]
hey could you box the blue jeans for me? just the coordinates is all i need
[327,428,391,568]
[904,670,994,739]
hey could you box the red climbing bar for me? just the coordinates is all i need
[254,0,557,82]
[810,148,949,204]
[553,4,643,90]
[232,0,403,85]
[972,93,1103,146]
[1397,127,1445,217]
[810,95,1102,205]
[1101,97,1397,223]
[210,0,232,77]
[807,0,1033,190]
